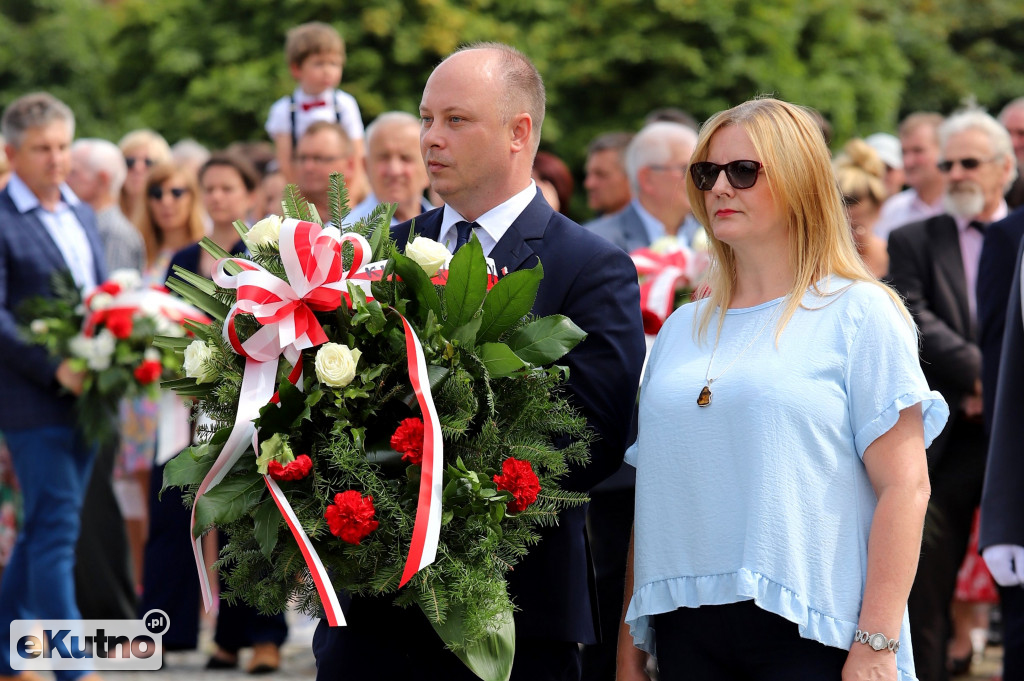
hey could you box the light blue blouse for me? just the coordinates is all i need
[625,278,948,681]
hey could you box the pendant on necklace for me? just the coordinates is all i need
[697,385,712,407]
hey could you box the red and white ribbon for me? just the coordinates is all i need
[631,246,708,329]
[190,219,443,626]
[83,286,210,337]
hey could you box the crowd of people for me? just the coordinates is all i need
[0,17,1023,681]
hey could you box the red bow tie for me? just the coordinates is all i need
[301,99,327,112]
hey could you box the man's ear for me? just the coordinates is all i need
[509,113,533,154]
[289,62,303,82]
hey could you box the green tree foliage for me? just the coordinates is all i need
[1,0,1022,188]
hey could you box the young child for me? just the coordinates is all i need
[265,22,365,186]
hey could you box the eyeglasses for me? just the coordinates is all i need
[936,156,998,172]
[690,160,763,191]
[295,154,345,165]
[125,157,155,170]
[147,186,190,201]
[648,164,689,175]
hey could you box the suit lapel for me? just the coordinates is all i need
[487,192,550,275]
[622,204,647,250]
[931,215,973,337]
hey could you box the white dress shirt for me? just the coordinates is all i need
[437,182,538,256]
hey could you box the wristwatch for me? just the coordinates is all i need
[854,629,900,654]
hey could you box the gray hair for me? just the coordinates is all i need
[72,138,128,198]
[1,92,75,149]
[939,107,1018,190]
[625,121,698,191]
[365,111,420,147]
[999,97,1024,123]
[171,138,211,168]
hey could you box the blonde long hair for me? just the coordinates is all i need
[137,162,205,267]
[685,97,912,343]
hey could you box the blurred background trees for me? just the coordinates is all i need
[1,0,1022,188]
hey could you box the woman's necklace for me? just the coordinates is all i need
[698,301,783,407]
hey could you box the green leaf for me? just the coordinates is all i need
[478,342,528,378]
[391,252,441,320]
[422,601,515,681]
[165,275,230,321]
[253,499,280,560]
[255,432,295,475]
[507,315,586,366]
[193,474,264,537]
[152,335,194,351]
[443,236,487,333]
[450,314,482,348]
[401,365,450,409]
[162,445,218,490]
[477,262,543,343]
[254,380,308,433]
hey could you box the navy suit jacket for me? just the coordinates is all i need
[888,214,978,463]
[978,208,1024,550]
[584,203,648,254]
[0,185,106,430]
[386,191,646,643]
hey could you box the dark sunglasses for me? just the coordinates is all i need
[126,156,156,170]
[936,156,998,172]
[147,186,190,201]
[690,160,763,191]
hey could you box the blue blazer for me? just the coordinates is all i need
[389,191,646,643]
[0,185,106,430]
[978,208,1024,550]
[584,202,649,254]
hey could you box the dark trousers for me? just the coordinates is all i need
[140,459,287,651]
[1001,585,1024,681]
[312,595,581,681]
[75,436,137,620]
[908,418,987,681]
[653,600,848,681]
[581,485,634,681]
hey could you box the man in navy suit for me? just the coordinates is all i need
[0,93,106,681]
[312,43,645,681]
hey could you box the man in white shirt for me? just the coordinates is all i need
[346,112,432,228]
[875,112,947,241]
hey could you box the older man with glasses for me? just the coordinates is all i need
[294,120,367,220]
[887,107,1017,681]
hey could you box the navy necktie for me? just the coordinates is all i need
[454,220,478,251]
[968,220,987,234]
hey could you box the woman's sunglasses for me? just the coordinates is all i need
[126,157,156,170]
[147,186,190,201]
[690,160,763,191]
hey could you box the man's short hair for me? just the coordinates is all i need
[455,42,546,157]
[998,97,1024,124]
[624,122,697,190]
[72,138,128,198]
[286,22,345,67]
[898,112,944,142]
[587,131,634,161]
[300,121,353,156]
[365,111,420,147]
[1,92,75,149]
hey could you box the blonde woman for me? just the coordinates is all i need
[118,129,172,226]
[617,99,948,681]
[834,139,890,278]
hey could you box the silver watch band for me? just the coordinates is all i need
[854,629,900,654]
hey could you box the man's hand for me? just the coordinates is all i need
[55,360,86,396]
[982,544,1024,586]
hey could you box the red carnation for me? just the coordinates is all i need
[640,309,664,335]
[390,417,425,465]
[267,454,313,482]
[104,308,135,339]
[324,491,379,544]
[493,458,541,513]
[133,359,163,385]
[96,281,122,296]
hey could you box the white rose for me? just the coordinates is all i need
[88,330,116,371]
[183,340,218,383]
[30,319,49,335]
[69,333,93,361]
[89,292,114,311]
[244,215,283,249]
[314,343,361,388]
[108,269,142,291]
[405,236,450,276]
[144,348,161,362]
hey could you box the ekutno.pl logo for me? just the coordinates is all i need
[10,609,169,671]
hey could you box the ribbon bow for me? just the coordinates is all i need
[301,99,327,111]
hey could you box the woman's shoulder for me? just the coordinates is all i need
[804,276,914,340]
